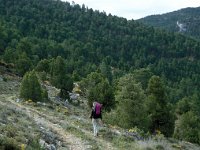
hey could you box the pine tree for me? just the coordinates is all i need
[50,56,73,98]
[174,94,200,144]
[20,70,43,102]
[115,73,149,130]
[100,60,113,84]
[174,111,200,144]
[81,72,115,111]
[146,75,174,136]
[16,52,32,76]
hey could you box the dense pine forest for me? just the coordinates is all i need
[0,0,200,145]
[138,7,200,39]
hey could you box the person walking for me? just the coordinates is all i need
[90,102,102,137]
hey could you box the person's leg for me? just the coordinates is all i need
[92,119,97,136]
[96,119,101,136]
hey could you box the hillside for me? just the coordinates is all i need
[1,66,200,150]
[1,0,200,148]
[138,7,200,39]
[0,0,200,102]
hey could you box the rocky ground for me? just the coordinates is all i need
[0,70,200,150]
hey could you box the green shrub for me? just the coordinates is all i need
[0,137,20,150]
[3,77,8,82]
[156,145,165,150]
[4,125,17,138]
[173,111,200,144]
[20,70,46,102]
[26,139,44,150]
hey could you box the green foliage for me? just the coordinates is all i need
[100,59,113,84]
[36,59,50,73]
[0,137,20,150]
[20,70,46,102]
[0,0,200,104]
[174,94,200,144]
[139,7,200,39]
[37,71,48,81]
[0,0,200,143]
[50,56,73,98]
[146,76,174,137]
[26,139,44,150]
[147,76,166,105]
[190,93,200,116]
[15,52,32,76]
[81,72,115,111]
[131,68,153,90]
[41,88,48,102]
[115,73,149,130]
[175,97,191,115]
[173,111,200,144]
[155,145,165,150]
[3,47,18,63]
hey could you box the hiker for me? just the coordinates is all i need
[90,102,102,137]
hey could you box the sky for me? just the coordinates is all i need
[64,0,200,20]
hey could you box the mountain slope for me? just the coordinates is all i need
[1,70,200,150]
[138,7,200,39]
[1,0,200,147]
[0,70,117,149]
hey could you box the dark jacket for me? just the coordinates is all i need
[90,107,102,119]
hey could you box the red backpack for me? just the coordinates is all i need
[95,102,102,115]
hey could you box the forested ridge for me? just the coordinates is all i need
[138,7,200,39]
[1,0,200,145]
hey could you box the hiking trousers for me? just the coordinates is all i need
[92,118,101,136]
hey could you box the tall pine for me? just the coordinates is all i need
[146,75,174,137]
[50,56,73,98]
[115,73,149,130]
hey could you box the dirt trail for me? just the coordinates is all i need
[0,94,91,150]
[0,94,116,150]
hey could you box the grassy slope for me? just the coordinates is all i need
[0,69,200,150]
